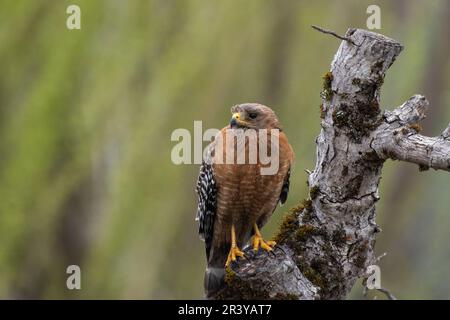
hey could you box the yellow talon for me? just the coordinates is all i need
[252,223,276,252]
[225,225,245,267]
[225,246,245,266]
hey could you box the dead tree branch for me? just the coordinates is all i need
[311,25,358,46]
[211,28,450,300]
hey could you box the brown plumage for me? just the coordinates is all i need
[196,103,294,297]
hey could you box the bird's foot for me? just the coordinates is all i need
[225,246,245,266]
[253,235,276,252]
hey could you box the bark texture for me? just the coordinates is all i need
[212,29,450,300]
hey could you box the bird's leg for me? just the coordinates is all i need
[225,225,245,266]
[252,223,276,252]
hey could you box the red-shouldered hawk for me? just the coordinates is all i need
[196,103,294,297]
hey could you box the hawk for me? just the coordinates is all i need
[196,103,294,297]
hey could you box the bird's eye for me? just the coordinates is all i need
[248,113,258,119]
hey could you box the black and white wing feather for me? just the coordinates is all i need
[195,148,217,261]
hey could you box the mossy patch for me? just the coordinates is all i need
[302,198,312,210]
[224,266,236,285]
[277,293,300,300]
[332,101,381,143]
[272,209,300,243]
[271,200,333,295]
[321,72,334,101]
[303,266,325,290]
[309,185,320,200]
[301,208,315,224]
[408,123,422,133]
[295,224,318,242]
[272,199,313,243]
[297,258,326,291]
[319,103,326,119]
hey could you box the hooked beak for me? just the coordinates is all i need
[230,112,241,127]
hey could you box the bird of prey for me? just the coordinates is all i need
[196,103,294,297]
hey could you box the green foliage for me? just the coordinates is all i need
[0,0,449,299]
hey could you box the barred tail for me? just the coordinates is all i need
[204,266,226,299]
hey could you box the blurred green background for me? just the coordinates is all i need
[0,0,449,299]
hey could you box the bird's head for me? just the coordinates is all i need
[229,103,281,130]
